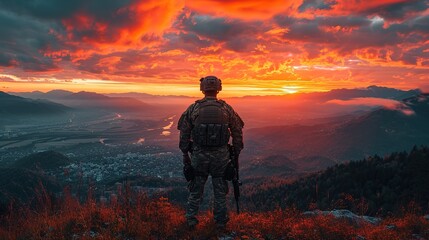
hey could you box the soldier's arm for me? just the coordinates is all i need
[177,104,194,154]
[227,105,244,153]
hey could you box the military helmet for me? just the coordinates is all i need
[200,76,222,92]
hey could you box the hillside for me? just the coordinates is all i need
[0,91,70,116]
[11,150,72,170]
[243,155,297,177]
[0,191,428,239]
[0,168,60,212]
[242,146,429,215]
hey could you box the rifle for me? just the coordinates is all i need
[228,144,242,214]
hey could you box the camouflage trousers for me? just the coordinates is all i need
[186,146,230,226]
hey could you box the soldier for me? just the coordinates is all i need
[177,76,244,230]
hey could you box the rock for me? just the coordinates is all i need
[303,210,323,216]
[362,215,382,225]
[385,224,397,230]
[218,236,234,240]
[412,234,425,240]
[424,214,429,221]
[356,235,366,240]
[89,231,98,238]
[303,209,382,227]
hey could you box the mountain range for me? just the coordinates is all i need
[5,90,152,114]
[0,91,70,117]
[301,85,421,101]
[245,93,429,173]
[8,86,423,128]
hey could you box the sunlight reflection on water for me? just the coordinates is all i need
[161,131,171,136]
[163,121,174,130]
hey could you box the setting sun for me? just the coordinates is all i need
[282,86,301,94]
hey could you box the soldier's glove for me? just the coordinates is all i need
[182,153,191,165]
[223,161,236,181]
[182,153,195,182]
[183,164,195,182]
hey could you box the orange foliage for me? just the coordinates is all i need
[1,192,428,239]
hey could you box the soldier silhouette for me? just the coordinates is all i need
[177,76,244,231]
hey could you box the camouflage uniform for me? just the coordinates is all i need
[177,96,244,226]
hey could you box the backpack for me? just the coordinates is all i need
[191,100,230,147]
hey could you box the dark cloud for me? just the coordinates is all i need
[402,45,429,65]
[302,44,325,59]
[0,0,134,23]
[0,0,181,72]
[296,0,427,21]
[0,1,115,71]
[164,32,212,53]
[60,0,183,45]
[0,0,83,19]
[225,38,256,52]
[317,16,371,27]
[0,0,179,44]
[298,0,337,12]
[262,12,429,68]
[273,15,296,27]
[0,53,16,67]
[275,15,371,29]
[60,0,142,43]
[179,13,262,41]
[0,9,60,71]
[284,19,336,43]
[361,0,428,20]
[274,12,429,65]
[409,15,429,34]
[176,12,265,52]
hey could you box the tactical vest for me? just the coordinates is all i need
[192,100,230,147]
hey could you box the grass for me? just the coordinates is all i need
[1,188,428,240]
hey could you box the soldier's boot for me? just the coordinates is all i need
[186,219,198,231]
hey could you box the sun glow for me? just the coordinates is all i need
[282,86,301,94]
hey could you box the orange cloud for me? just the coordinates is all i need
[61,0,184,47]
[330,0,411,14]
[185,0,299,19]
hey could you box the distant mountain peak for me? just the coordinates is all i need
[366,85,391,89]
[46,89,73,94]
[68,91,109,100]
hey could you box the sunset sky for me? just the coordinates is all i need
[0,0,428,97]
